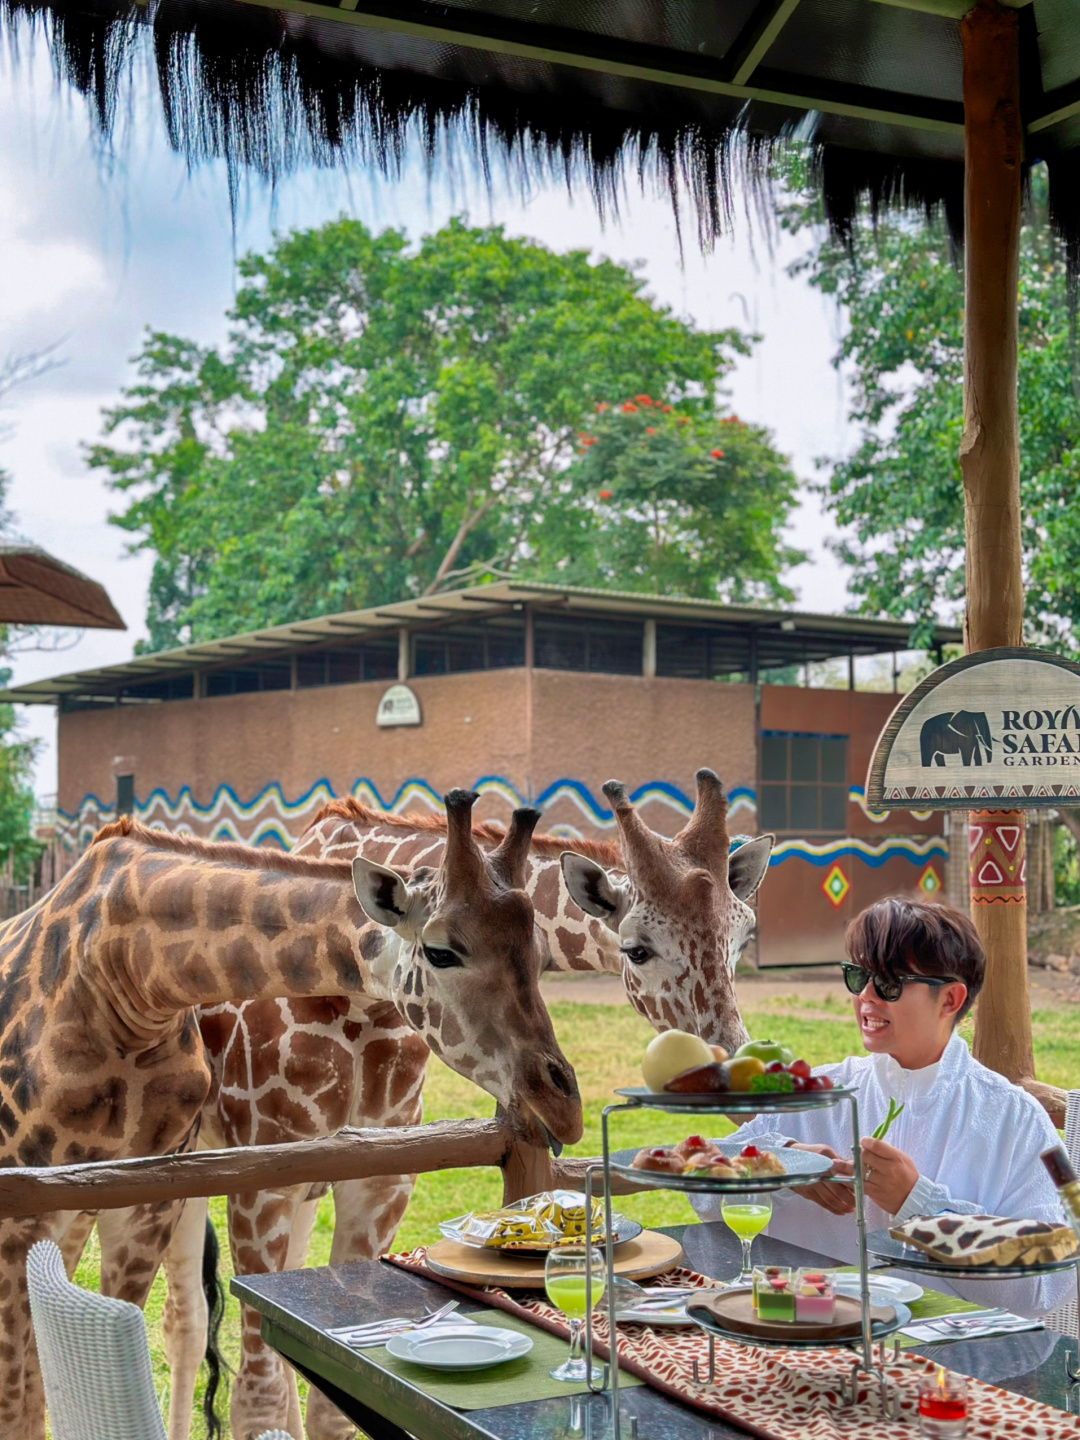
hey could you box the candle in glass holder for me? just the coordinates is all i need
[918,1368,968,1438]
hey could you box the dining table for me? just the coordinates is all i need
[232,1220,1080,1440]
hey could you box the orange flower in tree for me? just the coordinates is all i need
[710,448,725,459]
[645,426,656,434]
[598,489,613,499]
[595,402,609,413]
[621,402,638,413]
[634,394,654,405]
[660,404,673,413]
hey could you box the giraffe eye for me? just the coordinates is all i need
[621,945,652,965]
[423,945,463,969]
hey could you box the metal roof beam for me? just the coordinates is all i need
[727,0,803,87]
[229,0,965,138]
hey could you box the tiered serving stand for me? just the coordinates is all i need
[581,1084,910,1430]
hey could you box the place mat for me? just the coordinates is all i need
[836,1269,986,1347]
[389,1248,1080,1439]
[360,1308,643,1410]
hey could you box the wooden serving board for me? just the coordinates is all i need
[691,1287,894,1343]
[424,1231,684,1290]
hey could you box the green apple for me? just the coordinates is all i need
[732,1038,794,1066]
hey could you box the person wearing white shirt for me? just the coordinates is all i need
[689,897,1072,1317]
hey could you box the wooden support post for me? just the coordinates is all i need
[960,1,1044,1106]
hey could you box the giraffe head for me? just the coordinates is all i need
[559,769,773,1052]
[352,789,582,1147]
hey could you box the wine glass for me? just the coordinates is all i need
[544,1245,606,1382]
[721,1190,773,1285]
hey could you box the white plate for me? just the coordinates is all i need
[385,1323,533,1371]
[615,1288,707,1326]
[835,1274,924,1305]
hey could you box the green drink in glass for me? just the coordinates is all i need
[544,1246,606,1382]
[721,1192,773,1286]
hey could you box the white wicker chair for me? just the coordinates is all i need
[27,1241,295,1440]
[1043,1090,1080,1337]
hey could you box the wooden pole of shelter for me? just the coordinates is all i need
[959,1,1056,1118]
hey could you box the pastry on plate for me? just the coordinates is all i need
[631,1146,684,1174]
[736,1144,785,1178]
[674,1134,722,1164]
[683,1152,747,1180]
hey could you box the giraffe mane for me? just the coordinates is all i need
[91,816,354,882]
[307,797,622,867]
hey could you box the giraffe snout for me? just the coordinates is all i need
[516,1050,583,1146]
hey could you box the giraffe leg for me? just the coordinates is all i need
[0,1216,65,1440]
[304,1173,419,1440]
[229,1185,308,1440]
[306,1028,429,1440]
[97,1199,184,1307]
[161,1195,213,1440]
[286,1190,321,1271]
[57,1211,97,1278]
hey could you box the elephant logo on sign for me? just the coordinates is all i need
[920,711,992,767]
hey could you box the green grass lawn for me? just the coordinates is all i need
[70,997,1076,1436]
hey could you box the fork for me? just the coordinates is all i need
[328,1299,460,1341]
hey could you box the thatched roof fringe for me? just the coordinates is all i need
[3,0,1079,294]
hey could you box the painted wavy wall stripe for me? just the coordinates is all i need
[771,836,948,867]
[57,775,757,838]
[61,780,946,870]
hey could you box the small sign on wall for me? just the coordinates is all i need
[376,683,422,728]
[867,647,1080,809]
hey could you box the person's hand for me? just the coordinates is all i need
[853,1135,919,1215]
[787,1143,856,1216]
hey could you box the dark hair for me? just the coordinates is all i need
[844,898,984,1024]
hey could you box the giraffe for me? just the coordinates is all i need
[0,795,581,1440]
[170,766,772,1440]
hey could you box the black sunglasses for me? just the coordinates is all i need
[840,963,961,1004]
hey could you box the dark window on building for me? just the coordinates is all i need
[116,773,135,817]
[760,731,848,833]
[534,616,643,674]
[656,624,750,681]
[119,674,196,704]
[296,643,398,688]
[411,618,525,676]
[203,660,292,697]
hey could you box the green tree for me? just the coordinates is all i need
[528,394,801,599]
[90,218,799,650]
[782,165,1080,649]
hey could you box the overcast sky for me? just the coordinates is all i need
[0,37,858,799]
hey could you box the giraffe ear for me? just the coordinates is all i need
[727,835,774,901]
[352,857,411,927]
[560,852,632,928]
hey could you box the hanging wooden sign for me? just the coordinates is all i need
[866,647,1080,811]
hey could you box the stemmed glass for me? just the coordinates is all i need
[544,1245,606,1382]
[721,1190,773,1285]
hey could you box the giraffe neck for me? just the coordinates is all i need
[77,832,393,1037]
[298,816,622,975]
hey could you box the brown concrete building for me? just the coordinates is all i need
[4,583,960,967]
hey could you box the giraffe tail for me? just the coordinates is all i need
[201,1213,229,1440]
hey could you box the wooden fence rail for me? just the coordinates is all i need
[0,1119,512,1220]
[0,1118,648,1221]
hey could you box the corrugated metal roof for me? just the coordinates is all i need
[0,581,962,704]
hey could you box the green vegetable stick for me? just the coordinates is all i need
[872,1098,905,1141]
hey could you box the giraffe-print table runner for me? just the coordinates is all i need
[389,1250,1080,1438]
